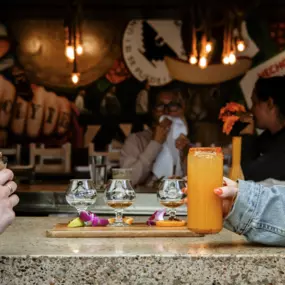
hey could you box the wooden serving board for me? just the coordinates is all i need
[46,223,203,238]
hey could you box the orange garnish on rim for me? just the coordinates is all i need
[189,147,222,153]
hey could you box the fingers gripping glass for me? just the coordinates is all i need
[154,102,182,112]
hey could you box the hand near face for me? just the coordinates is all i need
[175,134,190,152]
[160,117,172,129]
[0,169,19,234]
[239,114,255,135]
[153,118,172,144]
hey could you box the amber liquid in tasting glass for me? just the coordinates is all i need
[160,201,184,208]
[107,201,134,209]
[187,147,223,234]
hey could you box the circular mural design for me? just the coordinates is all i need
[122,20,186,86]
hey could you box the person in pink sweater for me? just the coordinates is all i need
[120,88,190,187]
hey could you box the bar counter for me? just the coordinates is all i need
[0,217,284,284]
[16,183,187,215]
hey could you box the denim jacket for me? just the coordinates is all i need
[224,180,285,246]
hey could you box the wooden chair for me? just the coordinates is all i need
[111,139,123,151]
[119,124,132,137]
[88,143,120,164]
[30,143,72,174]
[0,144,21,164]
[0,145,34,181]
[84,125,101,147]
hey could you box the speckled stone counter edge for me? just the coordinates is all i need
[1,255,285,285]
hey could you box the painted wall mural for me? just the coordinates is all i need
[0,14,282,150]
[0,24,14,72]
[122,20,186,86]
[8,20,125,88]
[0,68,83,148]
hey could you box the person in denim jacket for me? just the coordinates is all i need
[216,177,285,246]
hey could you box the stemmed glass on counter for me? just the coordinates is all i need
[89,155,107,191]
[104,179,136,227]
[157,178,187,220]
[65,179,97,213]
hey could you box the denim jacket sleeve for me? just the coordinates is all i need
[224,180,285,246]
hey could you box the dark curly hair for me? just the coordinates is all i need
[255,76,285,120]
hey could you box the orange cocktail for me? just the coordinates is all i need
[187,147,223,234]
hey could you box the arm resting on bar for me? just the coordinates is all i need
[224,180,285,246]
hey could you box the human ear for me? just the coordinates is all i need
[267,97,275,110]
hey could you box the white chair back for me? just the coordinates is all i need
[29,143,71,173]
[0,144,21,164]
[88,143,120,164]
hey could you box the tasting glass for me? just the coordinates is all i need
[104,179,136,227]
[65,179,97,213]
[157,179,187,220]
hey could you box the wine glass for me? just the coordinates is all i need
[157,178,187,220]
[65,179,97,213]
[104,179,136,227]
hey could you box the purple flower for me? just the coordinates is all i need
[91,216,109,227]
[98,218,109,226]
[146,220,156,226]
[146,209,166,226]
[79,211,94,225]
[79,211,109,227]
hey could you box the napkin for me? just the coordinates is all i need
[152,115,188,179]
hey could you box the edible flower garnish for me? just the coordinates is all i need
[108,217,134,225]
[79,211,96,226]
[72,211,109,227]
[146,209,166,226]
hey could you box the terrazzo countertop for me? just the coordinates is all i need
[0,217,285,285]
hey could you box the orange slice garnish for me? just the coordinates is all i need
[123,217,134,225]
[156,220,186,227]
[108,217,134,225]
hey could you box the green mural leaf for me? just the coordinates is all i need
[96,77,112,93]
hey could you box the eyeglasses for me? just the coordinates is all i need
[154,102,182,112]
